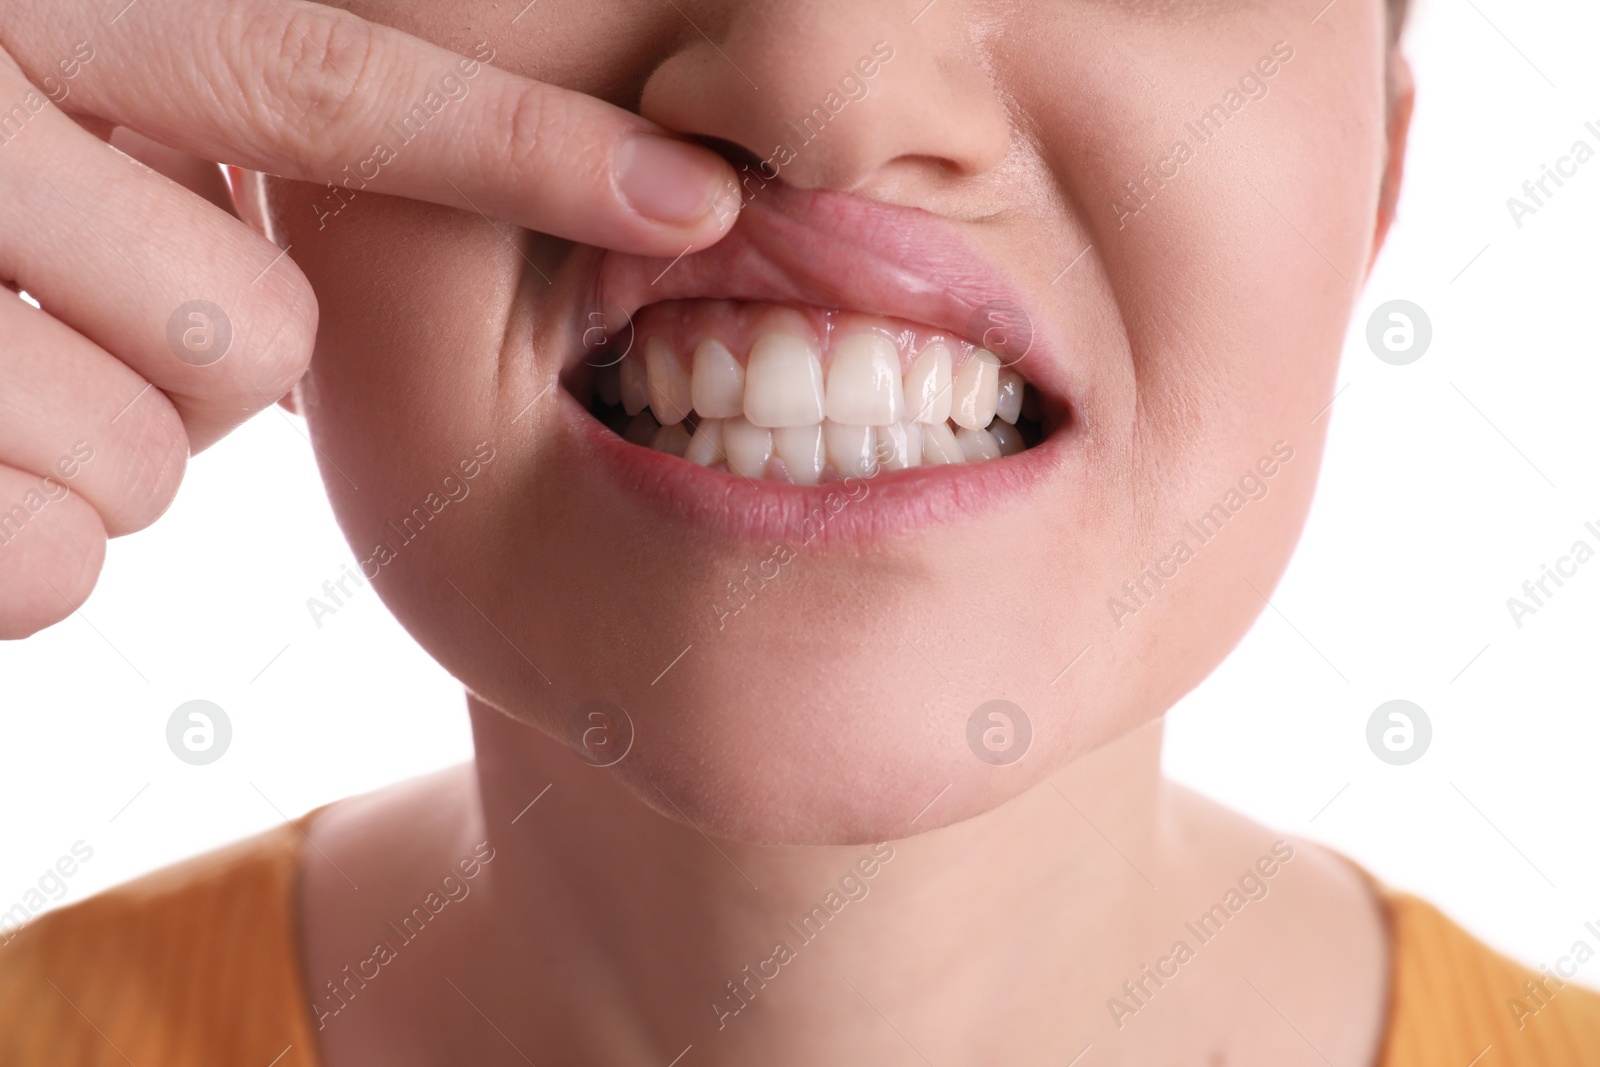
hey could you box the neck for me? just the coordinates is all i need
[459,697,1177,1063]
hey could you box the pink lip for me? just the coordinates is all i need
[549,184,1075,545]
[576,185,1067,396]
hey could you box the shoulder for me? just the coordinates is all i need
[1378,889,1600,1066]
[0,822,321,1067]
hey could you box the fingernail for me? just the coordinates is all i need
[616,135,738,226]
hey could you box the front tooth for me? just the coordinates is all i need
[904,342,953,425]
[645,338,691,425]
[920,421,963,465]
[987,421,1024,456]
[824,421,877,478]
[620,359,650,416]
[955,425,1002,462]
[826,332,905,426]
[685,418,725,466]
[745,332,825,427]
[773,425,825,486]
[722,416,774,478]
[650,422,691,457]
[691,338,744,418]
[995,370,1024,425]
[877,422,920,470]
[951,349,1001,430]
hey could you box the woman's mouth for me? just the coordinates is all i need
[542,184,1078,544]
[572,299,1051,484]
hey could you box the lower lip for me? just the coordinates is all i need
[558,389,1070,546]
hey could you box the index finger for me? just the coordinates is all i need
[7,0,743,256]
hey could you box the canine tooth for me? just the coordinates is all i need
[956,425,1002,462]
[620,359,649,416]
[905,342,953,425]
[645,338,691,425]
[650,422,691,457]
[745,332,825,427]
[685,418,724,466]
[723,416,774,478]
[773,425,825,486]
[951,349,1000,430]
[826,332,905,426]
[987,421,1024,457]
[595,362,622,407]
[623,411,659,446]
[920,421,963,465]
[691,338,744,418]
[824,421,876,478]
[996,370,1024,424]
[878,422,919,470]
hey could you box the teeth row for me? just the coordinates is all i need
[598,331,1025,433]
[618,411,1027,482]
[593,326,1040,482]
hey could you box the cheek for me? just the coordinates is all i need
[997,9,1385,711]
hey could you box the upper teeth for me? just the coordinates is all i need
[593,312,1035,481]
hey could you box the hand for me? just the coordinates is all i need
[0,0,742,638]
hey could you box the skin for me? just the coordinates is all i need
[266,1,1413,1064]
[261,0,1401,844]
[4,0,1414,1062]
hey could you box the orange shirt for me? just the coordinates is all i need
[2,817,1598,1065]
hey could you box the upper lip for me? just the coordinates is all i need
[568,184,1065,398]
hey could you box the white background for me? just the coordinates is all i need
[3,0,1597,976]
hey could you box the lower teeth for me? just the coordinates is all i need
[590,390,1045,483]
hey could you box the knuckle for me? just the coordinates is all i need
[236,3,380,168]
[0,486,106,640]
[105,391,189,535]
[244,263,319,401]
[501,83,571,179]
